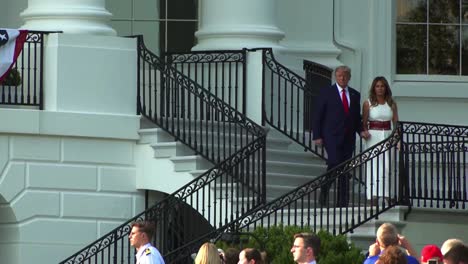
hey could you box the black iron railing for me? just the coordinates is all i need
[303,60,333,132]
[400,122,468,209]
[164,127,403,262]
[262,49,328,159]
[60,36,266,264]
[262,51,365,160]
[164,121,468,260]
[165,50,247,116]
[229,125,402,234]
[0,30,52,109]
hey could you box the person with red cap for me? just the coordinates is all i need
[421,244,443,264]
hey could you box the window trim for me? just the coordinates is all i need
[394,0,468,80]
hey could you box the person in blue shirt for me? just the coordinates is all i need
[376,245,408,264]
[363,223,419,264]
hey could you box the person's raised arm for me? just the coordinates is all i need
[398,234,418,258]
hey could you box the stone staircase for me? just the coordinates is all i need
[136,120,468,257]
[264,129,327,201]
[136,127,212,193]
[135,121,327,204]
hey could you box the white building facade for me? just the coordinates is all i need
[0,0,467,263]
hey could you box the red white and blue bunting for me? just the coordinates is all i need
[0,29,28,83]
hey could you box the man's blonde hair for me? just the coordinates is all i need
[441,238,464,256]
[377,223,399,248]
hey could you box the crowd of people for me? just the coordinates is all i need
[130,220,467,264]
[364,222,468,264]
[190,223,468,264]
[191,232,320,264]
[128,66,467,264]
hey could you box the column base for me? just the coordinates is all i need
[20,7,116,35]
[193,26,285,50]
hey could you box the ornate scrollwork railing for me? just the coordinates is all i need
[165,121,468,255]
[60,35,266,264]
[167,50,245,64]
[399,121,468,209]
[165,49,247,116]
[400,121,468,137]
[262,48,328,159]
[163,128,402,261]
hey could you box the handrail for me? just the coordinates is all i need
[164,127,402,262]
[164,49,247,115]
[60,35,266,264]
[60,138,265,264]
[164,121,468,260]
[261,48,328,159]
[399,121,468,209]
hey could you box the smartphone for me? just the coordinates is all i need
[427,259,438,264]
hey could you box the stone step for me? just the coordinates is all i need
[151,142,195,158]
[267,148,324,164]
[267,172,317,186]
[138,128,175,144]
[170,155,213,172]
[189,169,208,178]
[266,160,325,176]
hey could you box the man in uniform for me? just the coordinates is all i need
[129,220,165,264]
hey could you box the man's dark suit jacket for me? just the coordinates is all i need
[312,84,362,167]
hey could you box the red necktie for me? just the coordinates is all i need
[341,89,349,114]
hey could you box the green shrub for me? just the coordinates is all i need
[217,225,365,264]
[1,68,22,86]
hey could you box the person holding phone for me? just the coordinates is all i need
[420,244,443,264]
[363,223,419,264]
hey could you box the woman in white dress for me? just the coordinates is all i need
[361,76,399,203]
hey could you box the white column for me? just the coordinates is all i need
[44,33,136,115]
[20,0,116,35]
[193,0,284,50]
[245,51,264,124]
[277,0,342,68]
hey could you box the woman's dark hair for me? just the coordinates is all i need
[223,248,240,264]
[243,248,263,264]
[368,76,394,107]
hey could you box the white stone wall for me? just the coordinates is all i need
[334,0,468,126]
[402,207,468,254]
[0,110,144,264]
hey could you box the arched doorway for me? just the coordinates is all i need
[0,195,19,263]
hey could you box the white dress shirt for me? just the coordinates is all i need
[336,83,350,107]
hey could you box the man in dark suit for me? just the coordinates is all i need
[312,65,362,207]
